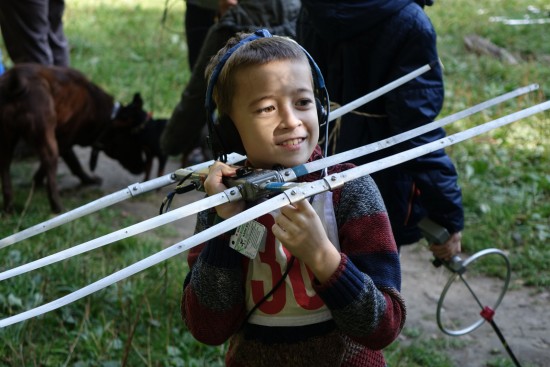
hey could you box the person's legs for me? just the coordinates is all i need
[0,0,53,64]
[47,0,70,66]
[185,2,216,71]
[161,26,234,159]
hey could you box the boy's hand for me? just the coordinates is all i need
[272,199,341,283]
[204,162,245,219]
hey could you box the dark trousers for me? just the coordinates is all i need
[185,2,216,71]
[0,0,70,66]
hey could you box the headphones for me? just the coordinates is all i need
[205,29,330,162]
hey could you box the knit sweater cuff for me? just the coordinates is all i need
[313,253,365,309]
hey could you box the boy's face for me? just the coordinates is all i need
[229,59,319,168]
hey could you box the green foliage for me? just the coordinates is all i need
[0,0,548,366]
[427,0,550,290]
[64,0,190,117]
[385,328,462,367]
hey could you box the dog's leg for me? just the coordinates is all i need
[0,143,15,213]
[61,148,101,186]
[33,165,47,186]
[143,150,153,182]
[37,131,64,213]
[157,155,168,178]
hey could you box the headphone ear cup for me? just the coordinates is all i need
[216,115,246,155]
[316,98,328,126]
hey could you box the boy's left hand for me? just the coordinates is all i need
[272,199,340,283]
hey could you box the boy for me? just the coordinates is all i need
[181,30,405,366]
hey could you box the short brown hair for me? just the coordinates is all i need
[205,32,312,117]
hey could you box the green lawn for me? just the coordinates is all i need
[0,0,548,366]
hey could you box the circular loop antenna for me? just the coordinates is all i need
[436,248,511,336]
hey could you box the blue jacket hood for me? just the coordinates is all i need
[301,0,434,41]
[301,0,412,40]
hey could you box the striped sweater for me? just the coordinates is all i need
[181,147,405,366]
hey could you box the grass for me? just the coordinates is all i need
[64,0,190,117]
[427,0,550,290]
[0,0,549,366]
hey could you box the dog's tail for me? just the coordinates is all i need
[0,66,31,105]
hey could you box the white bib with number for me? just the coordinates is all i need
[245,192,340,327]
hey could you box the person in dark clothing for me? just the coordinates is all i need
[160,0,301,164]
[0,49,4,74]
[184,1,238,71]
[184,1,218,72]
[297,0,463,261]
[0,0,70,66]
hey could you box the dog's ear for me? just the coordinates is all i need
[132,93,143,109]
[111,93,148,129]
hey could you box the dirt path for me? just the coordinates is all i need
[59,149,550,367]
[400,245,549,367]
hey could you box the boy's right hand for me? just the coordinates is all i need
[204,161,246,219]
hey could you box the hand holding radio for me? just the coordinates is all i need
[418,217,462,270]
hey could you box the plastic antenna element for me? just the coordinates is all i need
[0,182,245,281]
[0,153,246,248]
[0,60,534,249]
[328,62,434,121]
[0,65,434,248]
[0,85,539,281]
[276,84,539,182]
[1,99,549,328]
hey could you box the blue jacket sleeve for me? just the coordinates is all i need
[384,5,464,233]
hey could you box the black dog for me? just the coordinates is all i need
[138,116,169,182]
[90,96,168,182]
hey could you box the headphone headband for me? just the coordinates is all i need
[205,29,272,118]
